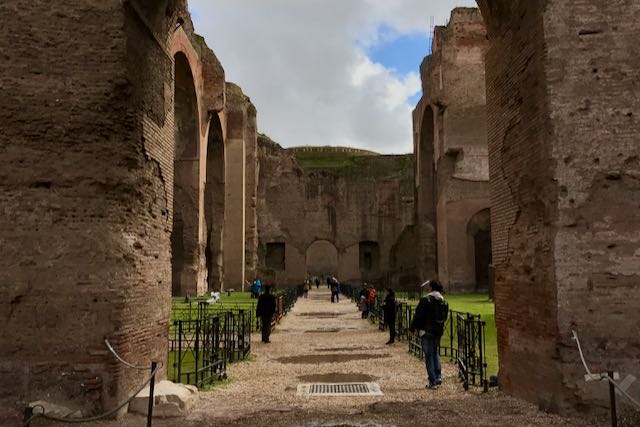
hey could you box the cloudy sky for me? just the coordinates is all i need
[190,0,476,154]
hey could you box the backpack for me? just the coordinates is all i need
[429,296,449,337]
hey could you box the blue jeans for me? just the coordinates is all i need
[421,334,441,386]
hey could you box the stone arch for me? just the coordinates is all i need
[171,52,201,296]
[416,105,437,277]
[204,113,225,291]
[466,208,492,290]
[305,240,339,278]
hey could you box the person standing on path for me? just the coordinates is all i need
[303,280,310,298]
[410,280,449,389]
[315,277,320,289]
[330,278,338,303]
[383,288,397,344]
[256,285,277,343]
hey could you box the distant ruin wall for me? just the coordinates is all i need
[256,139,417,287]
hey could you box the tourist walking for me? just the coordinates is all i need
[410,280,449,389]
[315,276,320,289]
[366,285,377,317]
[256,285,277,343]
[303,280,310,298]
[383,288,397,344]
[330,278,339,303]
[358,287,368,318]
[251,276,262,299]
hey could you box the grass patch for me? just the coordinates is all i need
[171,291,258,322]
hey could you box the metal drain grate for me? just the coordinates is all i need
[297,382,383,396]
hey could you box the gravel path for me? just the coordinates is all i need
[176,288,603,426]
[21,288,604,426]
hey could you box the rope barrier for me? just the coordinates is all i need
[104,339,154,370]
[572,330,640,410]
[23,340,164,426]
[23,364,160,426]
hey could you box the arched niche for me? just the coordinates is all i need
[204,113,225,291]
[305,240,339,278]
[171,52,200,296]
[467,208,492,290]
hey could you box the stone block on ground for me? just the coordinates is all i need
[29,400,84,419]
[129,380,198,417]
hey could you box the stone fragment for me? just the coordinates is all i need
[129,380,198,417]
[29,400,84,419]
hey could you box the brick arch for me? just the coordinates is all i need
[415,104,437,279]
[171,51,201,297]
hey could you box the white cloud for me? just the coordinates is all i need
[190,0,476,154]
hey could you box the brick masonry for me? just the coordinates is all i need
[413,8,491,293]
[483,0,640,413]
[0,0,228,411]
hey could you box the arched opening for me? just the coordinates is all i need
[171,52,200,296]
[467,208,491,291]
[359,241,380,283]
[305,240,339,278]
[417,106,437,275]
[204,114,225,291]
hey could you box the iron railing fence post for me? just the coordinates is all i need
[147,361,157,427]
[177,320,183,383]
[609,371,618,427]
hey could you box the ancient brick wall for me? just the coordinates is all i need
[544,0,640,411]
[256,139,416,287]
[414,8,490,292]
[486,0,640,412]
[485,0,566,411]
[0,0,227,411]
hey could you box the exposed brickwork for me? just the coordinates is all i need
[544,0,640,411]
[414,8,490,292]
[485,0,564,411]
[0,0,227,411]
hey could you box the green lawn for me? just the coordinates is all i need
[405,293,498,376]
[171,291,257,322]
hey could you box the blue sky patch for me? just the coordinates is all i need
[366,24,431,78]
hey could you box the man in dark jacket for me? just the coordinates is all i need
[383,288,397,344]
[410,280,449,389]
[256,285,277,343]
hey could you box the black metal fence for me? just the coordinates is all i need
[168,313,228,388]
[456,312,488,391]
[169,285,302,388]
[351,287,488,391]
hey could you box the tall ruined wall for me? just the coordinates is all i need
[414,8,490,292]
[223,83,258,291]
[244,104,259,285]
[484,0,640,413]
[257,139,416,287]
[0,0,226,412]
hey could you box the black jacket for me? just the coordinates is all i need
[409,294,447,335]
[256,293,276,319]
[383,294,396,322]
